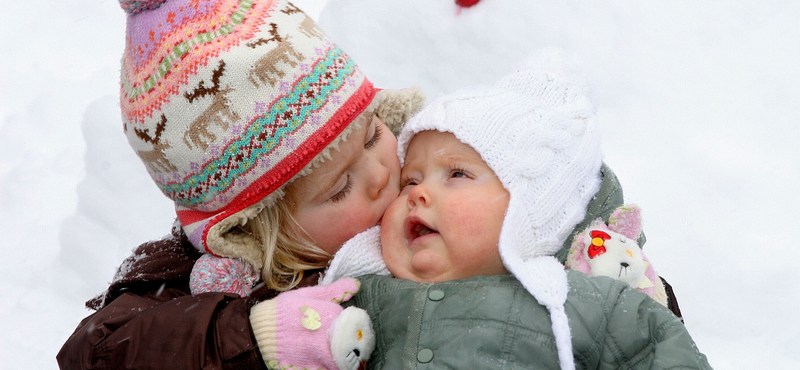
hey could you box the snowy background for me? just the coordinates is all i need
[1,0,798,368]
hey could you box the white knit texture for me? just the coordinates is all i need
[505,256,574,370]
[398,48,602,370]
[320,226,389,285]
[398,48,602,261]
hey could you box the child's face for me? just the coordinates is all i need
[288,114,401,255]
[381,130,509,283]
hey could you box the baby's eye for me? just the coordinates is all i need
[449,167,470,179]
[400,178,418,187]
[399,178,418,192]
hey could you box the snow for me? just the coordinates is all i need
[0,0,797,368]
[320,1,800,367]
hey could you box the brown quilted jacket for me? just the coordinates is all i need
[56,225,320,370]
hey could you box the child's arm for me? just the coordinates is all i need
[56,228,270,369]
[57,288,265,369]
[57,226,375,370]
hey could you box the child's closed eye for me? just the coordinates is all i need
[364,121,383,149]
[329,175,353,203]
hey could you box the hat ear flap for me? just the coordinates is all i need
[607,204,642,241]
[203,193,280,276]
[206,216,266,276]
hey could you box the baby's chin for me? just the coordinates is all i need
[387,265,457,284]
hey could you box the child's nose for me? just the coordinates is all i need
[366,159,390,199]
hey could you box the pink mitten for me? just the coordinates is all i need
[250,277,375,370]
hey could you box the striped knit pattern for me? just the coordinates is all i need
[121,0,266,123]
[120,0,376,255]
[160,46,356,209]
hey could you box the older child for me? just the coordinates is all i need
[326,49,710,369]
[56,1,423,369]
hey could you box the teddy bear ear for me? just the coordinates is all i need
[608,204,642,240]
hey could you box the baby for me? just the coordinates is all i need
[326,49,710,370]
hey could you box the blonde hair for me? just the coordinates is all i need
[237,112,367,292]
[242,199,331,291]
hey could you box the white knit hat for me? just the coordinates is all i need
[397,48,603,370]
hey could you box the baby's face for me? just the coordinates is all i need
[381,130,509,283]
[288,114,401,256]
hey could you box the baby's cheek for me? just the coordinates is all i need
[383,246,424,282]
[382,251,406,278]
[451,202,493,232]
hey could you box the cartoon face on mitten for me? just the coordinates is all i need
[329,306,376,370]
[582,229,645,288]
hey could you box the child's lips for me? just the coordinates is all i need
[404,216,438,245]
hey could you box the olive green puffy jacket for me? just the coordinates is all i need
[344,165,709,369]
[348,273,710,370]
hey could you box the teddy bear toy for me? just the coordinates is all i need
[566,205,668,307]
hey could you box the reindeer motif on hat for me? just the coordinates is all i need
[182,60,241,151]
[134,114,177,173]
[248,22,304,87]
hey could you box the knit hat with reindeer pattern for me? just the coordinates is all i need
[119,0,424,275]
[397,48,603,370]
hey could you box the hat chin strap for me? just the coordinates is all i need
[505,256,575,370]
[547,300,575,370]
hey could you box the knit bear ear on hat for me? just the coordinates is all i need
[119,0,424,287]
[495,47,597,109]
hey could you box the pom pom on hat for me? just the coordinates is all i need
[496,47,597,109]
[118,0,168,14]
[190,254,259,297]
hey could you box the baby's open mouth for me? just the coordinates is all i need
[405,217,438,242]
